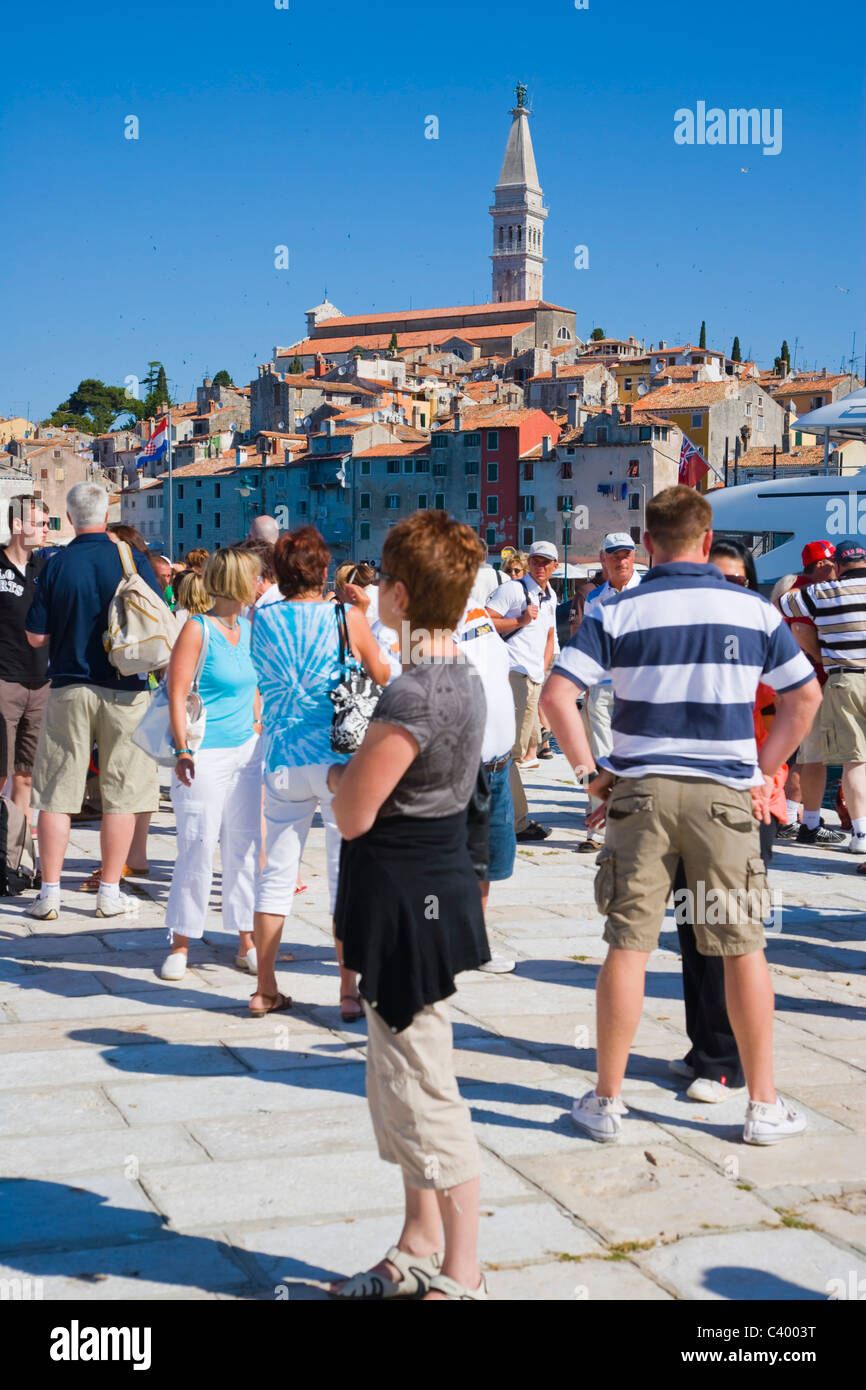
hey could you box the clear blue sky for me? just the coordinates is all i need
[2,0,864,421]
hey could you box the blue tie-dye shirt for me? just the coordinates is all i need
[250,599,349,771]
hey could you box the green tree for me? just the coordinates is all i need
[141,361,172,417]
[780,340,791,369]
[731,336,742,363]
[699,320,707,349]
[212,369,234,388]
[387,331,399,354]
[47,378,144,436]
[287,355,304,375]
[590,327,605,341]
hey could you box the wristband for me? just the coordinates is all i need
[175,748,193,758]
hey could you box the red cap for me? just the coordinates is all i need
[801,541,835,568]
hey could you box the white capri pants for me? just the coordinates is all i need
[165,735,262,941]
[256,763,342,916]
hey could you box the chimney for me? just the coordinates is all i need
[455,408,464,431]
[567,392,580,429]
[624,403,633,423]
[551,361,559,380]
[658,339,667,351]
[822,366,828,378]
[314,353,326,378]
[542,435,552,459]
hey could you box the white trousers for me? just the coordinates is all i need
[165,735,262,940]
[256,763,342,916]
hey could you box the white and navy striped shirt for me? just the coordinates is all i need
[780,571,866,671]
[554,561,815,788]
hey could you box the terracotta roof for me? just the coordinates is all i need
[528,364,607,383]
[648,345,725,359]
[122,478,163,492]
[314,300,572,330]
[255,431,308,441]
[276,323,535,357]
[354,443,431,458]
[772,373,856,398]
[633,382,736,410]
[739,446,832,469]
[654,364,706,381]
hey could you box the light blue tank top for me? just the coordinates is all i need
[250,600,347,771]
[194,615,257,750]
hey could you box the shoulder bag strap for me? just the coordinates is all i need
[334,601,350,671]
[190,615,210,694]
[117,541,137,580]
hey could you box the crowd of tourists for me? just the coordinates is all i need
[2,476,865,1300]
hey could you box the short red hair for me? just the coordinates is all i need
[273,525,331,598]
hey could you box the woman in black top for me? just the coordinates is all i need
[327,511,490,1302]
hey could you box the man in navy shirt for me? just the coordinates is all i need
[25,482,165,920]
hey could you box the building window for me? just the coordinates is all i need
[386,494,400,509]
[465,492,478,510]
[556,327,572,340]
[387,459,401,474]
[630,525,641,543]
[431,434,448,448]
[557,495,573,510]
[560,460,573,479]
[795,431,802,446]
[691,413,702,428]
[519,494,534,514]
[629,493,640,511]
[745,402,752,416]
[433,462,447,476]
[55,469,64,481]
[48,516,61,531]
[360,459,371,475]
[624,379,633,392]
[487,462,498,482]
[196,524,202,538]
[628,459,640,477]
[415,457,430,472]
[639,426,651,441]
[357,521,369,540]
[178,484,184,499]
[297,501,307,515]
[523,462,534,480]
[196,480,203,488]
[757,416,765,431]
[178,513,184,528]
[420,413,426,428]
[403,459,414,474]
[465,459,479,476]
[486,526,497,545]
[487,495,498,515]
[596,427,608,443]
[522,526,534,546]
[487,430,499,450]
[463,432,481,447]
[41,468,48,479]
[434,492,445,509]
[418,493,428,509]
[360,492,371,509]
[214,512,221,529]
[196,498,202,513]
[214,483,221,498]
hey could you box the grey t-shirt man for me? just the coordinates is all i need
[371,657,486,819]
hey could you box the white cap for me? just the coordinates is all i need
[528,540,558,561]
[602,532,635,553]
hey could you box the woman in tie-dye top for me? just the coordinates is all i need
[249,527,390,1020]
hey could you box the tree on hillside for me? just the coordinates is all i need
[590,327,605,341]
[699,320,707,349]
[773,341,792,377]
[287,355,304,375]
[731,336,742,363]
[387,331,399,354]
[141,361,172,418]
[46,379,144,435]
[780,340,791,369]
[212,369,234,389]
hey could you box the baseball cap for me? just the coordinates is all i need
[528,541,558,562]
[834,539,866,565]
[602,532,636,553]
[801,540,835,568]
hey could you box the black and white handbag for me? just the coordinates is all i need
[329,602,384,754]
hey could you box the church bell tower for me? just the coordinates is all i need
[490,84,547,303]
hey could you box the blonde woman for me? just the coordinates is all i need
[173,569,210,626]
[160,548,263,982]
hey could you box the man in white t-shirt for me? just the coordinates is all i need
[486,540,560,840]
[456,599,518,973]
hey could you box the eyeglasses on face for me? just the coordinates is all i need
[723,573,749,586]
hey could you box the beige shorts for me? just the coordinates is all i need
[822,672,866,764]
[31,684,159,815]
[364,999,480,1190]
[797,700,827,765]
[595,775,768,957]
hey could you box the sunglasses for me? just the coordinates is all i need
[723,573,749,587]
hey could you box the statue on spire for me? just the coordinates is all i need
[515,81,528,109]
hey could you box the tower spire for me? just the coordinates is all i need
[490,86,547,303]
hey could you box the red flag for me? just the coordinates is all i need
[678,434,710,488]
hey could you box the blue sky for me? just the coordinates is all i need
[2,0,864,421]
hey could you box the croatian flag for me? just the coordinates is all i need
[678,434,710,488]
[138,416,168,468]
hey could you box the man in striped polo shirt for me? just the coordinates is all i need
[541,486,821,1146]
[781,538,866,858]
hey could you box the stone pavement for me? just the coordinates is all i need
[1,755,865,1302]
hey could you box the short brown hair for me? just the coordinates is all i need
[238,539,276,584]
[335,561,376,589]
[645,485,712,552]
[381,510,485,631]
[273,525,330,598]
[184,547,210,571]
[203,546,259,604]
[108,522,148,554]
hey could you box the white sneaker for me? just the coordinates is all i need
[668,1057,695,1080]
[28,894,60,921]
[477,953,516,974]
[571,1090,627,1143]
[687,1077,748,1104]
[159,951,188,981]
[519,758,540,770]
[95,889,139,918]
[743,1096,807,1145]
[847,832,866,855]
[235,947,258,974]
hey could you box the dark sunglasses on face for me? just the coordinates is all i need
[723,573,749,586]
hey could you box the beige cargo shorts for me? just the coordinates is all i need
[822,672,866,764]
[595,774,768,957]
[31,684,158,815]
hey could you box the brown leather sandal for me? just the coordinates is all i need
[249,991,293,1017]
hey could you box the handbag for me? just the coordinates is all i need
[329,602,383,754]
[131,617,210,766]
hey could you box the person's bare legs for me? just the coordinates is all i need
[127,812,152,871]
[335,929,361,1015]
[34,810,70,882]
[722,950,776,1103]
[423,1178,482,1298]
[100,812,135,884]
[330,1184,443,1293]
[799,763,827,816]
[11,772,33,823]
[251,910,284,1009]
[595,947,650,1097]
[842,762,866,820]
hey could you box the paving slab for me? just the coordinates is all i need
[485,1257,673,1301]
[0,1125,204,1180]
[637,1228,866,1300]
[0,1175,163,1254]
[793,1192,866,1255]
[0,1233,256,1299]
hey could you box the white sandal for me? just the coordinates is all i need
[331,1245,443,1299]
[427,1272,488,1300]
